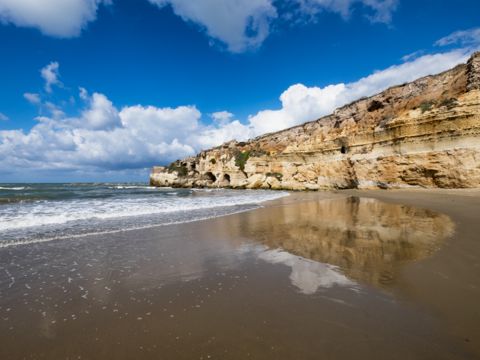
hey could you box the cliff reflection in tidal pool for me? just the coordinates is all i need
[239,196,455,288]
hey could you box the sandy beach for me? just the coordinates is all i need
[0,189,479,359]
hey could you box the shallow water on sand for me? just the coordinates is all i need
[0,194,477,359]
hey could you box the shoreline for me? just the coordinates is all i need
[0,188,479,359]
[0,187,289,249]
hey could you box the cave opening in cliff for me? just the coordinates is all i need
[341,145,347,154]
[204,172,217,182]
[367,100,384,112]
[223,174,231,184]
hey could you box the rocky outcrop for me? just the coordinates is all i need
[467,51,480,91]
[151,52,480,190]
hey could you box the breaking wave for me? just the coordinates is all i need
[0,183,288,247]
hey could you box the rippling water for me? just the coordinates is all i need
[0,183,288,247]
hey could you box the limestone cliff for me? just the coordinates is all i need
[151,52,480,190]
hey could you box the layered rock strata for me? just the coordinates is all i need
[151,52,480,190]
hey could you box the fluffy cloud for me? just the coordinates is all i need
[0,86,251,174]
[248,48,471,135]
[0,99,194,172]
[41,61,61,93]
[78,93,121,130]
[211,111,234,124]
[0,0,109,37]
[249,83,345,134]
[0,0,397,52]
[148,0,398,52]
[193,119,252,149]
[148,0,278,52]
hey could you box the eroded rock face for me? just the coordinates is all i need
[151,52,480,190]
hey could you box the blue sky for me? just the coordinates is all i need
[0,0,479,182]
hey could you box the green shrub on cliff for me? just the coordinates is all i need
[440,97,458,109]
[419,101,435,113]
[234,150,250,171]
[167,163,188,177]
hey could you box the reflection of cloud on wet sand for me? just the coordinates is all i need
[258,248,356,294]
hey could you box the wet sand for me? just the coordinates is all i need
[0,189,479,359]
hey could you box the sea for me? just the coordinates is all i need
[0,183,288,247]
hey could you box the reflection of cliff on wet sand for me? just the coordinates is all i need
[239,196,454,287]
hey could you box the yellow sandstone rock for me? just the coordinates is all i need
[151,52,480,190]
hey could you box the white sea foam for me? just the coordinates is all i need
[0,186,28,191]
[0,205,260,248]
[0,190,288,238]
[110,185,157,190]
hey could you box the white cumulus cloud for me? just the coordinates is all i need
[148,0,278,52]
[0,88,252,176]
[0,0,398,52]
[41,61,61,93]
[0,100,195,173]
[78,93,121,130]
[148,0,398,52]
[0,0,109,37]
[193,118,252,150]
[211,111,234,124]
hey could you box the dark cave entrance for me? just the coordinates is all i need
[204,172,217,182]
